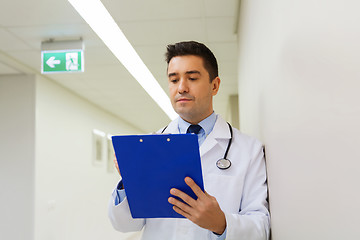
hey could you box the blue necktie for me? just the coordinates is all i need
[187,124,202,135]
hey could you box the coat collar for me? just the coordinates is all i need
[160,117,179,134]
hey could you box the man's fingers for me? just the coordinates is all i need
[185,177,205,199]
[170,188,196,206]
[168,196,192,214]
[113,157,121,176]
[172,205,191,219]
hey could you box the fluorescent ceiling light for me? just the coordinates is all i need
[68,0,177,120]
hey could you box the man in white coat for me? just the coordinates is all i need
[108,41,270,239]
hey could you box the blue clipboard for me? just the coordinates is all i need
[112,134,204,218]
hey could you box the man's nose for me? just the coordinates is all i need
[178,79,189,93]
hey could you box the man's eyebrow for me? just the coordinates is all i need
[186,70,201,75]
[168,72,178,77]
[168,70,201,77]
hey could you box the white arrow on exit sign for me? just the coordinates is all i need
[46,56,61,68]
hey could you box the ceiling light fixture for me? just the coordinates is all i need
[68,0,177,120]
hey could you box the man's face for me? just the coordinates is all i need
[167,55,220,124]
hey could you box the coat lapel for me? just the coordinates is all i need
[200,116,231,157]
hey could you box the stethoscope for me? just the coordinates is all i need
[161,122,233,170]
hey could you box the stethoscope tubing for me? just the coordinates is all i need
[224,122,233,160]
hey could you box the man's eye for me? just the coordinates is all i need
[170,79,178,83]
[189,78,197,81]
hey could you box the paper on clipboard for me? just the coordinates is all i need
[112,134,204,218]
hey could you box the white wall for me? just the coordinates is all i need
[237,0,360,239]
[226,94,239,129]
[35,75,143,240]
[0,74,36,240]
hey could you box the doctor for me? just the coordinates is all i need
[108,41,270,240]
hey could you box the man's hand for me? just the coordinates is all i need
[168,177,226,235]
[113,155,121,177]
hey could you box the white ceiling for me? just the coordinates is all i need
[0,0,239,133]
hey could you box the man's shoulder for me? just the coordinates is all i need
[233,127,263,148]
[215,115,263,148]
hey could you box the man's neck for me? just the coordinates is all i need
[180,111,214,125]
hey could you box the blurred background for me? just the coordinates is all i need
[1,0,359,239]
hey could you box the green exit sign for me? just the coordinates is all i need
[41,50,84,74]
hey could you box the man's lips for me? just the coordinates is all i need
[177,98,192,102]
[175,94,194,103]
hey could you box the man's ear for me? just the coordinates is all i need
[212,77,221,96]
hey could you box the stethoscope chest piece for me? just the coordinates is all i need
[216,158,231,170]
[216,122,233,170]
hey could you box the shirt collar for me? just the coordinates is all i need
[178,112,217,136]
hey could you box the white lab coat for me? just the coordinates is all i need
[108,115,270,240]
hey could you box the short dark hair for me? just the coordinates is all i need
[165,41,218,81]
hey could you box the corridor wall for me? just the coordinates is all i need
[0,74,36,240]
[236,1,360,239]
[34,75,143,240]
